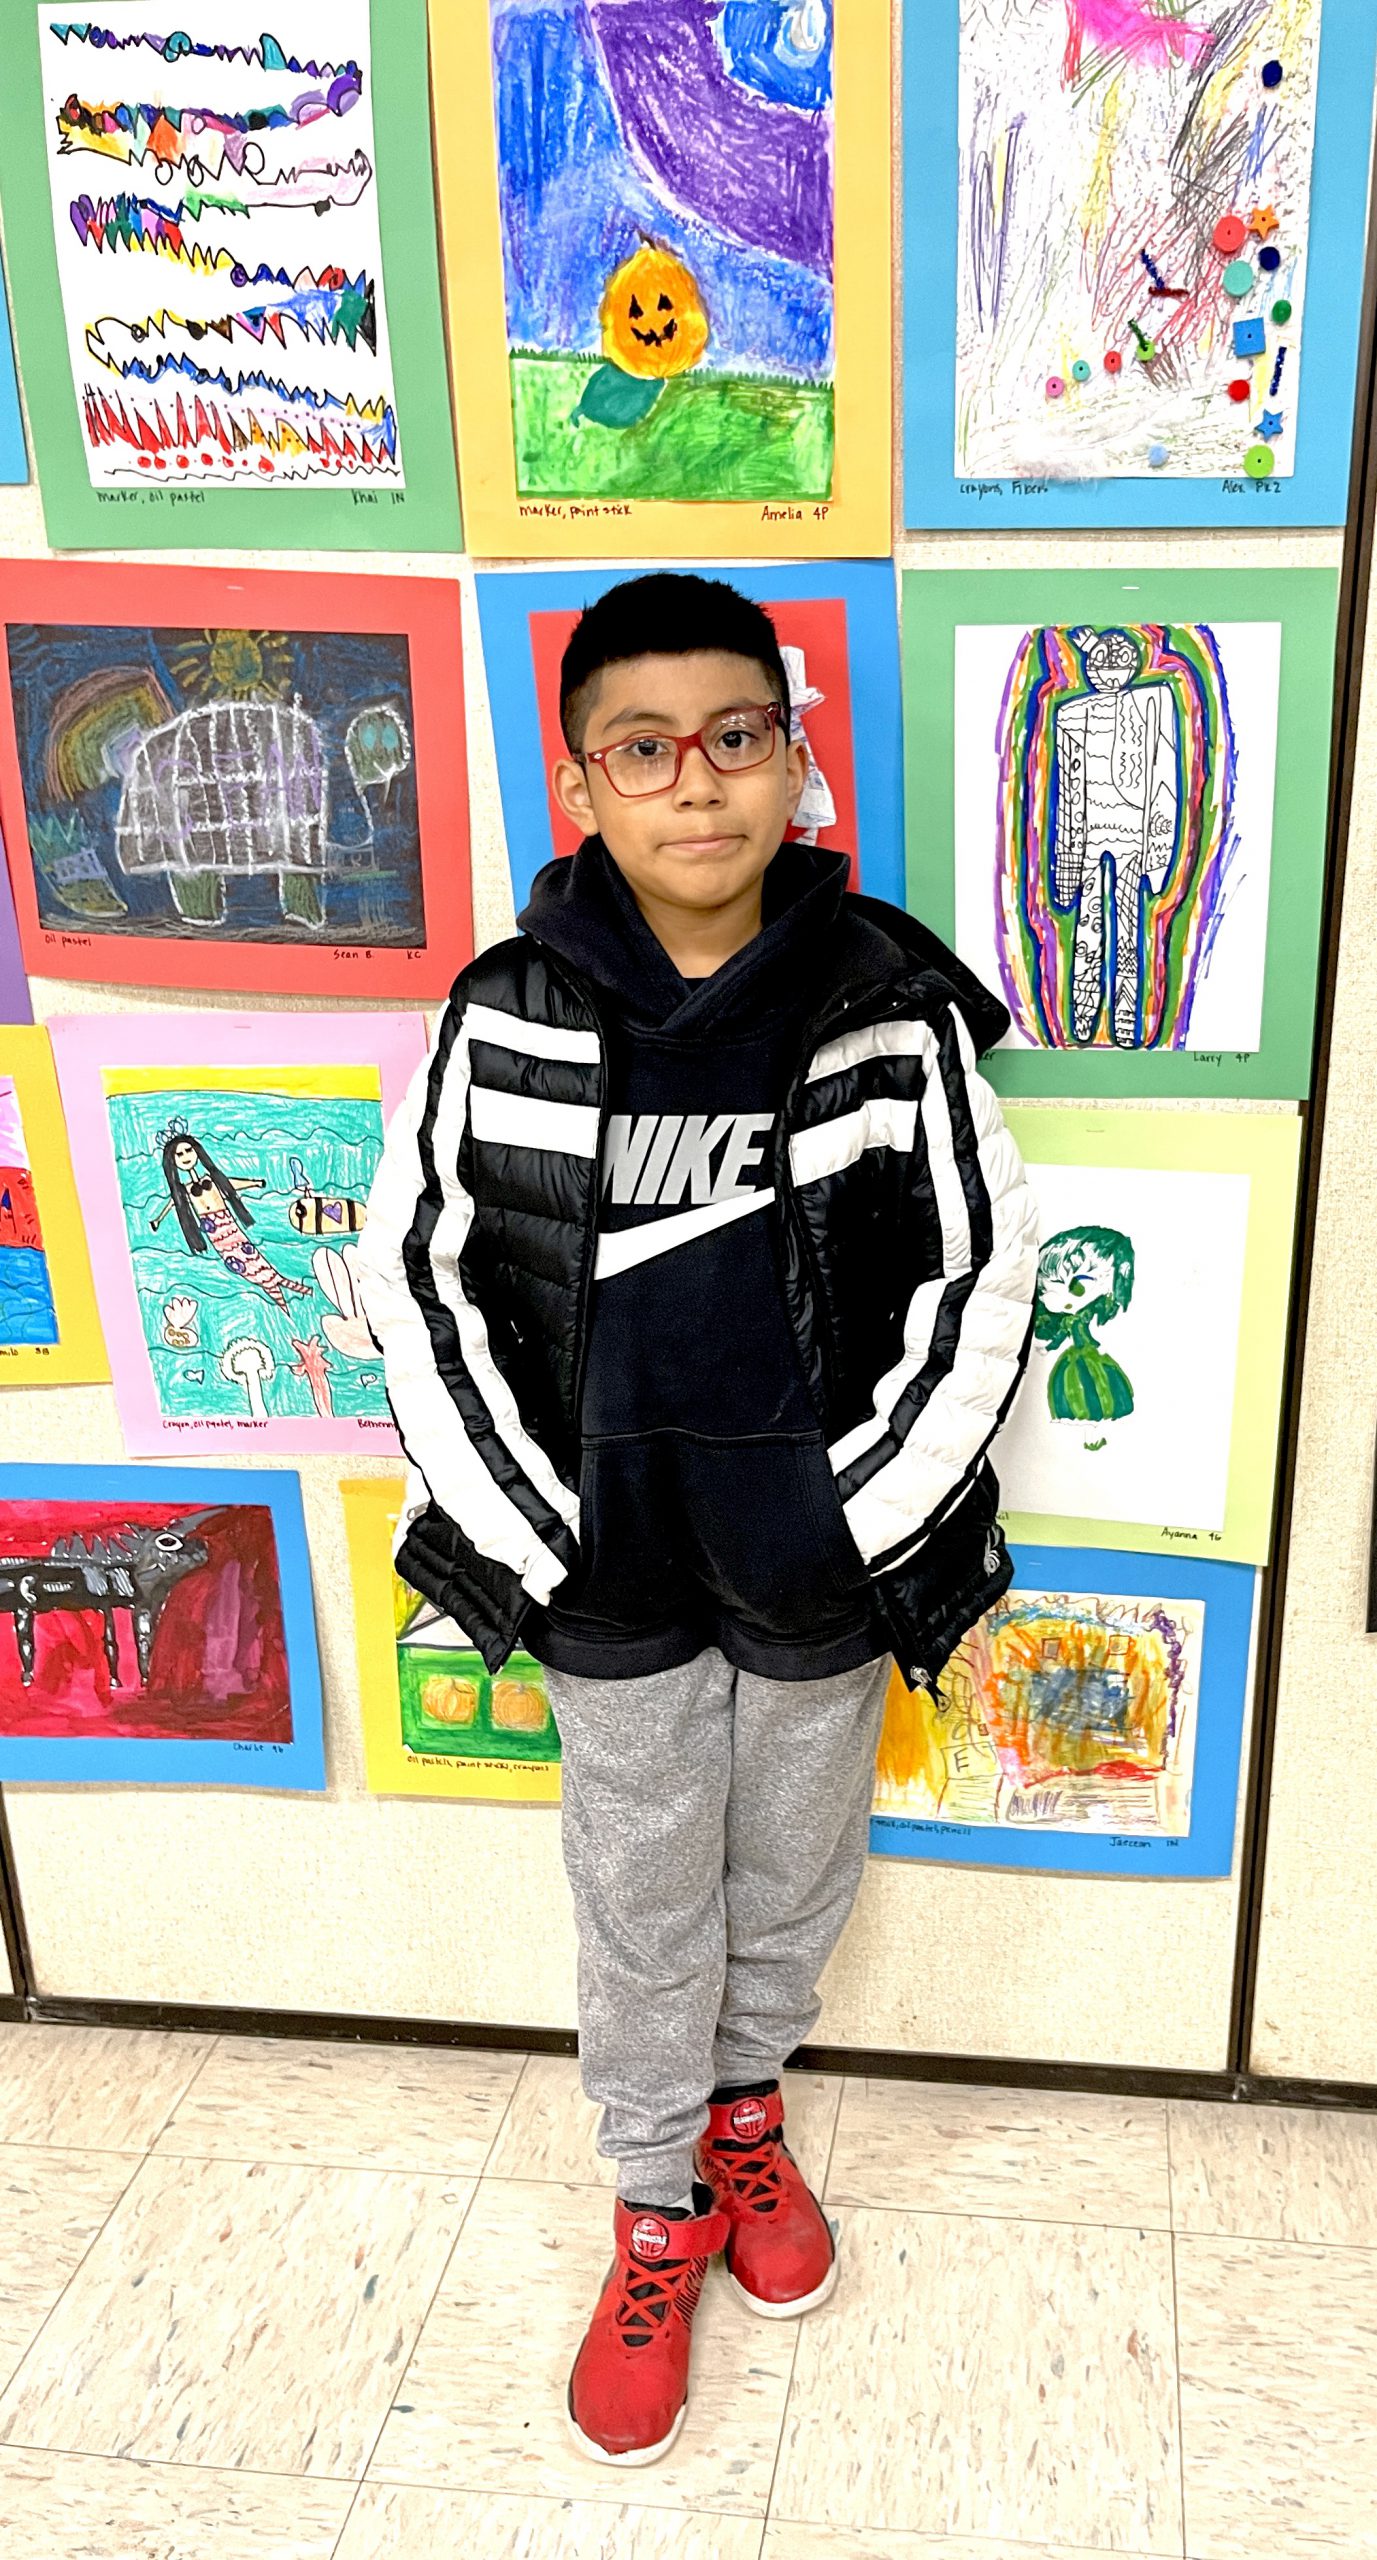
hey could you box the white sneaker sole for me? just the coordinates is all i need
[726,2249,840,2319]
[564,2393,687,2467]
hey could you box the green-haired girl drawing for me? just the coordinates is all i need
[1034,1225,1135,1450]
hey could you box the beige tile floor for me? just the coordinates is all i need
[0,2025,1374,2558]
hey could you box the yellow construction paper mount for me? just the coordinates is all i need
[433,0,893,559]
[341,1477,561,1805]
[0,1024,108,1387]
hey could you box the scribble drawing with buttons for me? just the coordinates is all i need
[956,0,1320,480]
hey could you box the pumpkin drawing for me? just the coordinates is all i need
[600,239,709,379]
[574,236,710,433]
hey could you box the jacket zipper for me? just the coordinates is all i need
[531,948,611,1439]
[771,979,930,1421]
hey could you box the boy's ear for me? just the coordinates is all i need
[552,754,600,837]
[783,732,809,822]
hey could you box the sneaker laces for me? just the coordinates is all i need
[708,2122,789,2215]
[612,2245,710,2350]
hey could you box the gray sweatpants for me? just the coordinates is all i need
[545,1647,892,2205]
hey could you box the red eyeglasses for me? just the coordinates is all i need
[580,701,786,798]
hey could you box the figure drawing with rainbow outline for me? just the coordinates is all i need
[993,622,1236,1050]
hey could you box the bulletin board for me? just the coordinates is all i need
[0,0,1368,2091]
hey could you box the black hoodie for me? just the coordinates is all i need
[515,839,891,1680]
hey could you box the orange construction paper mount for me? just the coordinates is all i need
[0,559,472,1001]
[433,0,893,559]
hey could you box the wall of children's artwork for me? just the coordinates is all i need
[0,0,1369,2087]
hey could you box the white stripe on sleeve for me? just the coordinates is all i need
[834,1009,1039,1562]
[806,1019,933,1083]
[789,1096,918,1187]
[465,1002,601,1064]
[354,1025,578,1606]
[470,1085,600,1157]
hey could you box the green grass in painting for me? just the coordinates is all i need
[396,1645,559,1765]
[509,352,834,501]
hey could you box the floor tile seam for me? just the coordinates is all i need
[760,2311,806,2531]
[0,2435,362,2491]
[1171,2225,1377,2261]
[760,2493,1193,2555]
[459,2048,533,2184]
[353,2169,487,2489]
[0,2136,152,2164]
[325,2465,371,2559]
[358,2459,763,2520]
[148,2032,222,2148]
[812,2194,1178,2237]
[141,2143,507,2179]
[0,2146,148,2412]
[813,2075,848,2201]
[1166,2225,1190,2560]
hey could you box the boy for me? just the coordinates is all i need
[357,573,1039,2468]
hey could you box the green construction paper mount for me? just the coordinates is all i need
[903,565,1339,1101]
[0,0,461,554]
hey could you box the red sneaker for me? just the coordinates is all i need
[566,2184,729,2466]
[695,2083,837,2318]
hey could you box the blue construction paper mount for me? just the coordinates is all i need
[476,562,905,916]
[0,258,26,485]
[0,1464,325,1789]
[904,8,1377,530]
[868,1544,1257,1877]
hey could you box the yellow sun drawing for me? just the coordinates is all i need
[163,629,297,702]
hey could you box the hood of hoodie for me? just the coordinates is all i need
[517,836,1010,1054]
[517,835,850,1040]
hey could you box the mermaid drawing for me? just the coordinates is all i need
[150,1124,310,1315]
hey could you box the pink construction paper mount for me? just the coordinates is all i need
[49,1009,427,1458]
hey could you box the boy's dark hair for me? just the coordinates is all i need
[559,572,791,752]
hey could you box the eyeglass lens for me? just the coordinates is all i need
[602,707,778,796]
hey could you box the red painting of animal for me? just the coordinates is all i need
[0,1498,291,1742]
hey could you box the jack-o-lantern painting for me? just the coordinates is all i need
[575,238,711,432]
[490,0,836,501]
[601,240,710,380]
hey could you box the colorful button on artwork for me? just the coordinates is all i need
[1213,214,1247,255]
[1262,59,1284,87]
[1244,442,1276,478]
[1272,299,1293,324]
[1222,259,1255,297]
[1226,379,1251,403]
[1046,375,1066,400]
[1071,359,1092,383]
[1232,316,1266,358]
[1103,349,1123,374]
[1147,444,1169,467]
[1249,205,1280,241]
[1258,409,1285,438]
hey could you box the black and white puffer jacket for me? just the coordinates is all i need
[357,845,1040,1688]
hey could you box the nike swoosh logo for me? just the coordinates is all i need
[595,1187,776,1280]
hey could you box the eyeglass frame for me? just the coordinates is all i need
[576,698,789,798]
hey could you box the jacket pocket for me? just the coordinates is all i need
[869,1463,1012,1691]
[795,1438,877,1609]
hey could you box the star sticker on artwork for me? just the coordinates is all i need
[1258,409,1285,438]
[1248,205,1280,240]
